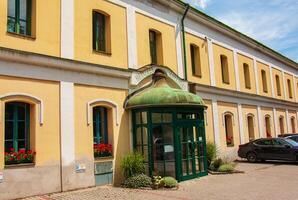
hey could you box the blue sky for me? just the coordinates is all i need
[183,0,298,63]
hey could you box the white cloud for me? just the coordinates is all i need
[184,0,211,9]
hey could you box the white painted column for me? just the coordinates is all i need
[285,109,290,133]
[237,103,245,144]
[127,5,138,69]
[273,108,278,137]
[211,100,220,149]
[233,50,241,92]
[207,38,216,87]
[61,0,74,59]
[269,65,275,98]
[282,71,287,99]
[253,58,260,95]
[60,82,75,166]
[257,106,263,138]
[176,23,184,79]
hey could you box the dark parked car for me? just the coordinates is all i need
[238,138,298,163]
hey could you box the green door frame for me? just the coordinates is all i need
[132,107,207,182]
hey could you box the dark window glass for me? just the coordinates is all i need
[255,139,272,146]
[149,30,157,64]
[93,107,108,144]
[93,11,106,52]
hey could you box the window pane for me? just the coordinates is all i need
[18,121,25,140]
[19,20,27,35]
[5,104,14,120]
[152,113,162,123]
[17,105,26,121]
[5,141,13,152]
[135,112,141,124]
[8,0,15,17]
[5,121,14,140]
[162,113,172,123]
[136,127,142,145]
[141,112,147,124]
[19,0,28,20]
[142,127,148,145]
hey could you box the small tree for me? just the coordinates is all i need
[206,142,217,168]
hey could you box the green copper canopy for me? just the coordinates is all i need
[126,70,205,109]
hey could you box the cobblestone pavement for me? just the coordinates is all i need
[22,161,298,200]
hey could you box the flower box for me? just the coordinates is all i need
[94,144,112,158]
[5,148,35,165]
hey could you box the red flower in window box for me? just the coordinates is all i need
[94,143,112,158]
[226,135,234,146]
[4,148,36,165]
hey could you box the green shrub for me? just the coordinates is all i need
[209,158,223,171]
[123,174,152,188]
[120,152,145,179]
[218,163,235,173]
[163,176,178,188]
[152,176,164,189]
[206,142,217,167]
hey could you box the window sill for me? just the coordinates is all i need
[6,31,36,40]
[5,162,35,169]
[94,156,114,162]
[93,50,112,56]
[192,74,202,78]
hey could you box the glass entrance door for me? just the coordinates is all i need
[176,123,207,181]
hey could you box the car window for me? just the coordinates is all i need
[272,139,287,146]
[255,139,272,146]
[284,139,298,147]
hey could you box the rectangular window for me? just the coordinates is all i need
[243,63,251,89]
[261,70,268,93]
[190,44,202,77]
[220,55,229,84]
[275,75,281,96]
[149,30,157,64]
[287,79,293,98]
[93,11,106,52]
[7,0,32,36]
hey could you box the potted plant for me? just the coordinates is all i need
[94,144,112,158]
[5,148,36,165]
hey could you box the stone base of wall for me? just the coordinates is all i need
[0,164,61,200]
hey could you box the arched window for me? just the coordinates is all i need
[275,75,281,96]
[243,63,251,89]
[149,29,163,65]
[287,79,293,99]
[5,102,31,152]
[247,115,254,141]
[220,55,229,84]
[93,10,111,53]
[261,70,268,93]
[93,106,108,145]
[279,116,285,135]
[291,117,296,133]
[224,113,234,147]
[265,115,271,138]
[190,44,202,77]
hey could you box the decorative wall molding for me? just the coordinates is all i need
[87,99,119,126]
[0,93,44,125]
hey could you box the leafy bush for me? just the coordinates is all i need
[123,174,152,188]
[120,152,145,179]
[152,176,164,189]
[163,177,178,188]
[209,158,223,171]
[206,142,217,168]
[218,163,235,173]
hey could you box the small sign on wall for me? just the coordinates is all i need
[75,164,86,173]
[0,172,3,183]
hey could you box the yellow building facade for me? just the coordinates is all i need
[0,0,298,199]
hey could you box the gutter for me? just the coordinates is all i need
[181,4,190,81]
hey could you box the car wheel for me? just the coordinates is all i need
[247,152,257,163]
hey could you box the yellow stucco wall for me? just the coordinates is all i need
[213,44,236,90]
[217,102,239,151]
[261,107,274,137]
[284,73,295,102]
[238,53,256,94]
[272,68,284,100]
[74,84,130,184]
[74,0,128,69]
[185,33,210,85]
[0,76,60,169]
[136,13,178,72]
[0,0,60,56]
[203,100,214,143]
[257,62,272,97]
[296,78,298,102]
[242,105,260,143]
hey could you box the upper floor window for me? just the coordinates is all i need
[275,75,281,96]
[287,79,293,99]
[220,55,229,84]
[243,63,251,89]
[261,70,268,93]
[149,29,163,65]
[93,11,111,53]
[190,44,202,77]
[7,0,32,36]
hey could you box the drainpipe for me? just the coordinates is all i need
[181,4,190,81]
